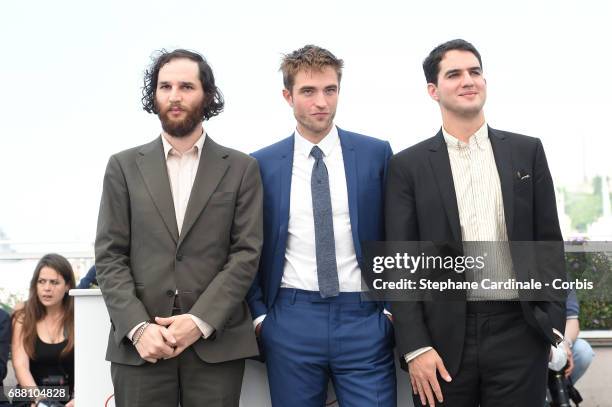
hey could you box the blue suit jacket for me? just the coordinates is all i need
[247,127,392,319]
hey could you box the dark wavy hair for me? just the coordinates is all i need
[423,39,483,85]
[141,49,224,120]
[12,253,76,359]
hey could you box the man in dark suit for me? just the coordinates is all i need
[385,39,566,407]
[247,45,396,406]
[95,49,263,407]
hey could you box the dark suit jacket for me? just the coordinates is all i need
[385,126,566,376]
[0,309,10,386]
[95,135,263,365]
[247,128,393,319]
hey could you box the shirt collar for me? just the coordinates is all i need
[161,131,206,159]
[442,122,488,150]
[294,125,339,158]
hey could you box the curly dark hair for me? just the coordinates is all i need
[141,49,224,121]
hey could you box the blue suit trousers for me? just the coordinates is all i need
[260,288,397,407]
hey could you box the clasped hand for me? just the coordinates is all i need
[134,315,201,363]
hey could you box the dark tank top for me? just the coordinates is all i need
[29,335,74,394]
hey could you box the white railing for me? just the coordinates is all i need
[1,245,611,344]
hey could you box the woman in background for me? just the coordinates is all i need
[11,253,75,406]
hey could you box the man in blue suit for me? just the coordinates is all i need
[247,45,397,406]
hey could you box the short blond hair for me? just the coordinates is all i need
[280,45,344,92]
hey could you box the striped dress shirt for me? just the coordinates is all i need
[443,123,518,301]
[405,123,518,362]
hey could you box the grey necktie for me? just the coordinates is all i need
[310,146,339,298]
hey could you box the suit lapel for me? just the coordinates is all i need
[278,136,294,248]
[137,138,179,243]
[178,136,229,247]
[338,128,361,258]
[428,131,462,241]
[489,127,515,240]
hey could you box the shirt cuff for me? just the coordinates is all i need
[404,346,433,363]
[127,322,147,341]
[188,314,215,339]
[253,314,266,330]
[383,309,392,316]
[548,344,568,371]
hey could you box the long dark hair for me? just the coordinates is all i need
[12,253,75,359]
[141,48,224,120]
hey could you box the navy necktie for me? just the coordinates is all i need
[310,146,339,298]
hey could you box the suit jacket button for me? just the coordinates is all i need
[166,290,174,297]
[176,254,183,261]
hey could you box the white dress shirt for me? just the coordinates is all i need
[128,132,214,341]
[281,126,362,292]
[253,126,366,328]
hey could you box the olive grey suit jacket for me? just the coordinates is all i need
[95,135,263,366]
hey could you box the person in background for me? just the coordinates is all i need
[548,289,594,383]
[11,253,75,406]
[76,266,97,289]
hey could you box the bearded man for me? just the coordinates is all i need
[95,49,263,407]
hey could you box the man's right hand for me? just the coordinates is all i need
[408,349,452,407]
[255,322,262,337]
[134,324,176,363]
[563,341,575,378]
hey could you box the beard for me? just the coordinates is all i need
[157,101,205,138]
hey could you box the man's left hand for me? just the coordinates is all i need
[155,315,201,358]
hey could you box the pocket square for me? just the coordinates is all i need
[516,170,531,181]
